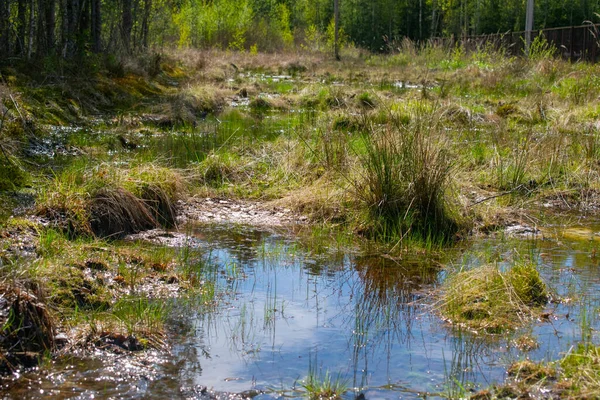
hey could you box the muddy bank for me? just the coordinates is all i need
[177,197,308,227]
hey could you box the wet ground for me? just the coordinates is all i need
[177,197,308,227]
[2,216,600,399]
[2,79,600,398]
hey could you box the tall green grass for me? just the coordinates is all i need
[352,104,462,244]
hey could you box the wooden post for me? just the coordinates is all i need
[525,0,534,55]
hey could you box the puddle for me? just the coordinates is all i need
[3,221,600,398]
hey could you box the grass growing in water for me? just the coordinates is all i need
[352,105,463,244]
[489,344,600,398]
[301,368,349,399]
[441,261,548,333]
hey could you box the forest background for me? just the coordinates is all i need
[1,0,599,62]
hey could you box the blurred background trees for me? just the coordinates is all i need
[0,0,598,60]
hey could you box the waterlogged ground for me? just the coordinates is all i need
[4,53,600,397]
[3,217,600,399]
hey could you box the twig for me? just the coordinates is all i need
[468,184,525,207]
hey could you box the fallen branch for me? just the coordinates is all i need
[469,184,526,207]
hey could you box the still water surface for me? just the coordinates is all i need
[3,221,600,399]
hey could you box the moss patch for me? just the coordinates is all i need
[441,262,549,333]
[0,160,29,191]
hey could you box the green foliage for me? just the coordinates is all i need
[527,35,558,62]
[437,47,466,70]
[112,296,169,338]
[560,344,600,397]
[357,92,376,108]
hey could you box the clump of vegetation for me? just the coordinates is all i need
[249,95,287,114]
[89,187,157,238]
[441,262,548,333]
[353,107,464,244]
[153,88,226,127]
[482,343,600,399]
[0,282,57,373]
[123,165,183,228]
[357,91,376,108]
[249,96,274,113]
[37,163,184,238]
[513,334,539,351]
[301,369,349,399]
[508,360,557,384]
[559,344,600,397]
[0,219,191,371]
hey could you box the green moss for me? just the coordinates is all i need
[442,262,548,333]
[47,265,110,310]
[0,160,29,191]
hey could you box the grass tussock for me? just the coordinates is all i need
[153,86,228,127]
[493,344,600,399]
[37,163,184,239]
[441,262,548,333]
[90,187,157,239]
[301,369,349,400]
[353,107,464,244]
[0,284,56,357]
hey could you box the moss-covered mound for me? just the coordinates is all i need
[441,262,549,334]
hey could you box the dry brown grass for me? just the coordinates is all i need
[89,187,158,239]
[0,283,56,372]
[271,177,348,223]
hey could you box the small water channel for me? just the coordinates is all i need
[3,217,600,399]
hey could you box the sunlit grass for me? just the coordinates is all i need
[440,261,549,333]
[301,368,349,400]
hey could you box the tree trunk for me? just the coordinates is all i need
[60,0,67,55]
[141,0,151,49]
[419,0,423,40]
[66,0,79,55]
[334,0,340,60]
[430,0,437,38]
[36,0,46,55]
[46,0,56,54]
[0,0,10,58]
[79,0,90,41]
[122,0,133,52]
[27,0,34,59]
[91,0,101,52]
[17,0,27,55]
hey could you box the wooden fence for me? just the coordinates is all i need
[432,24,600,62]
